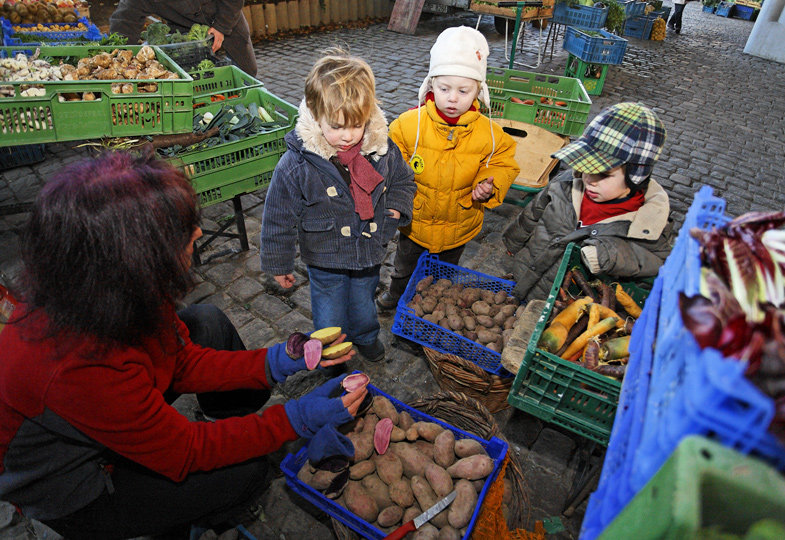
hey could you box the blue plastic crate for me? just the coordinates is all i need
[1,15,101,45]
[649,6,671,21]
[563,27,628,64]
[623,15,653,40]
[622,0,647,17]
[715,1,734,16]
[552,3,609,29]
[702,4,716,12]
[280,380,508,540]
[579,186,785,540]
[391,252,518,376]
[733,4,758,20]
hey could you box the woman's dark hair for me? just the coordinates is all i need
[19,150,200,348]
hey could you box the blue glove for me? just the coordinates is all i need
[307,425,355,464]
[266,341,309,383]
[284,375,353,438]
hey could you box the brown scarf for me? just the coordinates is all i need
[336,143,384,220]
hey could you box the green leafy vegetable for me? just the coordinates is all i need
[140,22,171,45]
[193,59,216,72]
[187,24,211,42]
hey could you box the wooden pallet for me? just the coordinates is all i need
[387,0,427,34]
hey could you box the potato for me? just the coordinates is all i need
[433,429,456,468]
[402,504,422,522]
[421,296,438,314]
[471,300,491,316]
[475,315,495,329]
[405,425,419,441]
[438,525,462,540]
[348,432,375,461]
[372,396,400,425]
[500,304,517,317]
[344,481,379,523]
[311,468,345,491]
[389,477,415,507]
[377,505,404,528]
[493,290,509,305]
[503,316,516,330]
[435,278,452,289]
[463,315,477,331]
[411,475,448,528]
[438,318,450,329]
[448,479,477,529]
[297,464,315,485]
[424,462,453,497]
[446,455,494,480]
[374,452,403,485]
[390,426,406,442]
[415,421,444,442]
[413,523,439,540]
[454,439,488,458]
[416,275,433,292]
[423,313,440,324]
[362,413,379,433]
[349,459,376,480]
[447,314,464,331]
[459,288,481,306]
[390,442,432,477]
[413,440,435,460]
[361,473,393,509]
[476,329,498,344]
[493,310,508,327]
[480,289,495,303]
[398,410,415,431]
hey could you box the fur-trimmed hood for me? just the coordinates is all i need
[293,100,389,161]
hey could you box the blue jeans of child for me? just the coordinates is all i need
[308,265,381,347]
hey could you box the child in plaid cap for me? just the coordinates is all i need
[503,102,674,302]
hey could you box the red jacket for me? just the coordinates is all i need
[0,305,297,520]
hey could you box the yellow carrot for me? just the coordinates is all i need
[615,283,642,318]
[587,303,600,329]
[560,316,619,360]
[599,335,631,362]
[538,322,568,353]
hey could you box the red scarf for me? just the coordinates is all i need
[579,191,645,226]
[336,143,384,220]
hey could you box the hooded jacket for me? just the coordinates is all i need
[259,102,416,275]
[503,170,674,302]
[388,99,519,253]
[0,306,296,521]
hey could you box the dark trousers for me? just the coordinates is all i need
[42,304,270,539]
[387,235,466,300]
[668,3,685,29]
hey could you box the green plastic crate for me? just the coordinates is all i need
[598,436,785,539]
[164,87,297,208]
[191,65,263,103]
[507,242,651,445]
[0,45,193,147]
[565,54,608,97]
[484,67,592,137]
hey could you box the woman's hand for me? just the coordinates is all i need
[208,27,224,52]
[318,333,356,367]
[341,386,369,417]
[472,177,495,202]
[275,274,296,288]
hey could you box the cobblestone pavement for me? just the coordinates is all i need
[1,4,784,539]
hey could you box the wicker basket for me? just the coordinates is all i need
[423,347,513,413]
[332,391,530,539]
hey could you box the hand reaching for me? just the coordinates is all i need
[284,375,368,438]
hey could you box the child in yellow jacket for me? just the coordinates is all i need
[377,26,520,310]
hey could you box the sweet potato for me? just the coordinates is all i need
[413,440,435,460]
[433,429,456,468]
[424,462,453,497]
[448,479,477,529]
[374,418,394,455]
[321,341,352,359]
[377,505,404,528]
[416,276,434,292]
[372,396,399,425]
[310,326,342,345]
[413,523,439,540]
[390,442,432,477]
[463,315,477,331]
[411,475,448,528]
[398,410,415,431]
[480,290,495,304]
[438,525,462,540]
[415,421,444,442]
[421,296,438,314]
[405,425,419,441]
[475,315,495,328]
[361,473,393,510]
[493,290,508,305]
[349,459,376,481]
[348,432,375,462]
[390,426,406,442]
[389,477,415,508]
[454,438,487,458]
[344,481,379,523]
[402,504,422,523]
[374,452,403,485]
[447,455,494,480]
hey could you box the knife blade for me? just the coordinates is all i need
[382,490,457,540]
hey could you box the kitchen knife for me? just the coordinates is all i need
[382,490,457,540]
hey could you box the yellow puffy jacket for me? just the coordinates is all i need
[389,99,519,253]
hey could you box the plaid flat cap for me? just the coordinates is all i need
[553,102,666,184]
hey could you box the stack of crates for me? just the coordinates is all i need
[622,0,653,39]
[562,27,628,95]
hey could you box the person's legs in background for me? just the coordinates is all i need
[668,3,686,32]
[179,304,270,419]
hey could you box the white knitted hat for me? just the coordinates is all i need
[417,26,490,109]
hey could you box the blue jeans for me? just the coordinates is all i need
[308,265,381,347]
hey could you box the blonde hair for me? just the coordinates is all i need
[304,48,377,127]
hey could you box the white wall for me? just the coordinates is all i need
[744,0,785,63]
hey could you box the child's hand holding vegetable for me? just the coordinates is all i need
[472,177,495,202]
